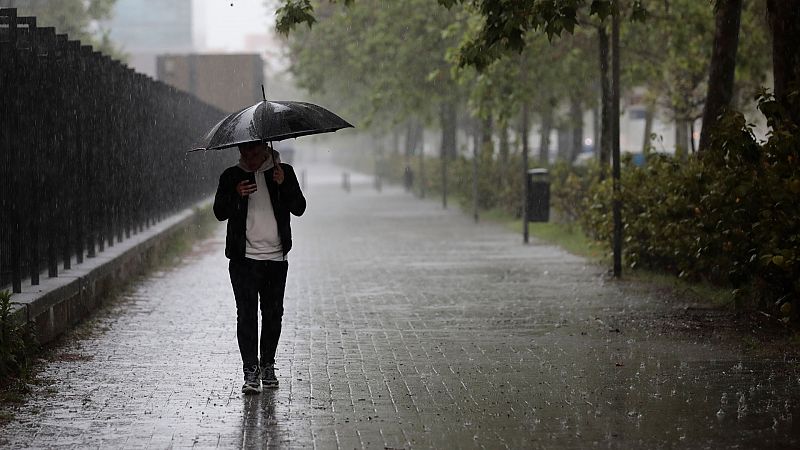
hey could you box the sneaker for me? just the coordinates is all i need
[242,366,261,394]
[261,364,279,388]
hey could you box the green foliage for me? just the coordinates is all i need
[286,0,465,130]
[550,160,601,227]
[623,0,769,126]
[699,91,800,317]
[623,0,715,125]
[378,149,524,217]
[447,150,524,215]
[0,290,37,381]
[278,0,649,71]
[558,92,800,319]
[275,0,318,34]
[447,0,643,69]
[278,0,791,321]
[276,0,357,35]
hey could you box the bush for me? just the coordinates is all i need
[698,92,799,316]
[574,91,799,319]
[365,96,799,321]
[550,161,601,228]
[0,290,37,381]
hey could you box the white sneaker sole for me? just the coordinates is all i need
[242,384,262,394]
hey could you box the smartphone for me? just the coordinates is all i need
[242,172,257,194]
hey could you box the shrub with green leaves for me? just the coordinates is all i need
[698,92,799,315]
[550,161,601,228]
[0,290,37,380]
[570,91,799,320]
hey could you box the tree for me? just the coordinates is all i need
[278,0,645,66]
[698,0,742,153]
[766,0,800,125]
[597,22,611,173]
[624,1,715,156]
[623,0,767,156]
[285,0,467,206]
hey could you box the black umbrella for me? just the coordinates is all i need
[190,96,354,152]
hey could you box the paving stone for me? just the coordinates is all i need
[1,164,799,448]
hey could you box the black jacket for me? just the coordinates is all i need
[213,163,306,260]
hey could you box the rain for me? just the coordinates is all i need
[1,0,799,448]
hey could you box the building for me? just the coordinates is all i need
[157,53,265,113]
[106,0,194,77]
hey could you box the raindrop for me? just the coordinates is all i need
[717,392,729,418]
[737,392,748,419]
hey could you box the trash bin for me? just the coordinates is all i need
[526,168,550,222]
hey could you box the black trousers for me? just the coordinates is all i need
[228,258,288,371]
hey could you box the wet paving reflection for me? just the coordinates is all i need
[240,391,287,448]
[0,164,797,448]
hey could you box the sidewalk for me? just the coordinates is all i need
[1,163,798,449]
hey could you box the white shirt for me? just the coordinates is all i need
[244,157,285,261]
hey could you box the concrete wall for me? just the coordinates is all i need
[9,202,213,346]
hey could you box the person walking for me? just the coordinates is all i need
[213,141,306,394]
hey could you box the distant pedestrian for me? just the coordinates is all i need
[403,166,414,191]
[213,141,306,394]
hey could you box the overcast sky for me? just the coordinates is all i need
[195,0,276,52]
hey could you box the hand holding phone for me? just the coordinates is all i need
[236,179,257,197]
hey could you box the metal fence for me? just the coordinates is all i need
[0,8,231,293]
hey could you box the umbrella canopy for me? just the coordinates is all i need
[191,100,354,151]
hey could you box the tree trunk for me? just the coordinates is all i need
[698,0,743,153]
[642,101,655,154]
[569,96,583,163]
[521,104,530,244]
[392,129,400,155]
[418,129,425,199]
[403,121,415,181]
[405,120,424,194]
[440,101,457,159]
[598,24,612,179]
[675,119,689,159]
[592,97,600,160]
[404,120,420,159]
[539,110,552,165]
[481,113,493,158]
[498,121,510,165]
[557,127,570,161]
[766,0,800,125]
[440,101,457,209]
[611,6,622,278]
[472,117,480,223]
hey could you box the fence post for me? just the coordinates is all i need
[0,8,232,292]
[23,17,42,286]
[0,8,22,292]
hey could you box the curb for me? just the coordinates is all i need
[8,199,213,346]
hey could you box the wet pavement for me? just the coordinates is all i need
[1,163,798,449]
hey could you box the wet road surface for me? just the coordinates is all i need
[1,163,798,448]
